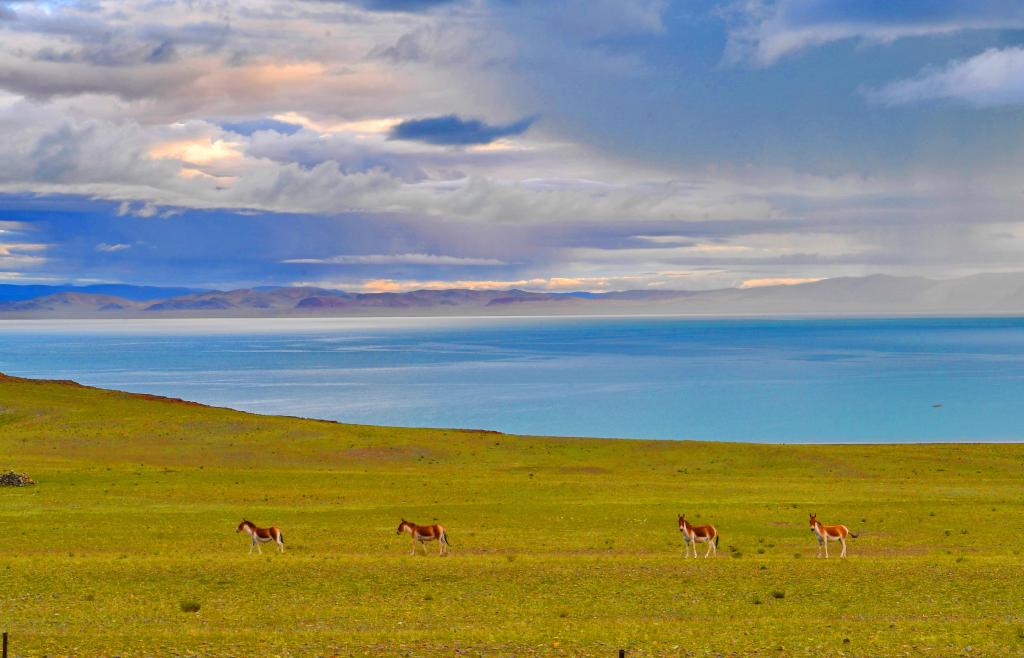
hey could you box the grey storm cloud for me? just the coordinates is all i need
[389,114,536,145]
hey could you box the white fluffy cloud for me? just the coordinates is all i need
[724,0,1024,67]
[870,47,1024,107]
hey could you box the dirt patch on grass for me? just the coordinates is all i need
[0,471,35,486]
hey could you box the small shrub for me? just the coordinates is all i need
[944,529,952,537]
[424,594,434,601]
[559,611,568,618]
[794,552,802,559]
[757,547,765,554]
[771,590,785,599]
[751,595,762,605]
[180,600,201,613]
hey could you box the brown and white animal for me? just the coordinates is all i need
[236,520,285,554]
[678,514,719,558]
[809,513,858,558]
[396,519,450,556]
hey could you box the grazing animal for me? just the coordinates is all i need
[809,513,858,558]
[236,520,285,554]
[678,514,719,558]
[396,519,450,556]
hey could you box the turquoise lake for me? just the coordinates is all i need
[2,316,1023,442]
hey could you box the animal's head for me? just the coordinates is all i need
[808,513,817,529]
[396,519,409,535]
[236,520,250,533]
[678,514,686,531]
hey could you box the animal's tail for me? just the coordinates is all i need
[278,530,285,544]
[442,530,451,546]
[849,530,859,539]
[714,534,720,547]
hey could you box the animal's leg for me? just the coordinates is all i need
[824,537,828,559]
[410,539,416,556]
[840,537,847,558]
[817,539,822,558]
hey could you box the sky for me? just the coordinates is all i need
[1,0,1024,292]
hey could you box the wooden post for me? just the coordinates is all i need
[3,631,8,658]
[618,650,625,658]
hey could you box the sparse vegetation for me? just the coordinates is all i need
[0,373,1022,655]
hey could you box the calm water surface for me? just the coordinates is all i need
[1,316,1022,442]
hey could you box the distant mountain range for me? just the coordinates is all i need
[5,273,1024,317]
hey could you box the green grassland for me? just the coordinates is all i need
[1,372,1023,656]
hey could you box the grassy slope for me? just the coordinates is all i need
[1,373,1023,656]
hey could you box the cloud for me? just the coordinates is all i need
[343,0,463,11]
[117,201,160,218]
[298,275,625,293]
[0,240,47,270]
[739,276,823,288]
[1,0,1023,292]
[389,114,536,145]
[95,242,132,252]
[869,47,1024,107]
[0,107,799,223]
[723,0,1024,66]
[282,253,506,265]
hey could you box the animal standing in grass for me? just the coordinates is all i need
[397,519,451,556]
[678,514,719,558]
[236,520,285,554]
[809,513,858,558]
